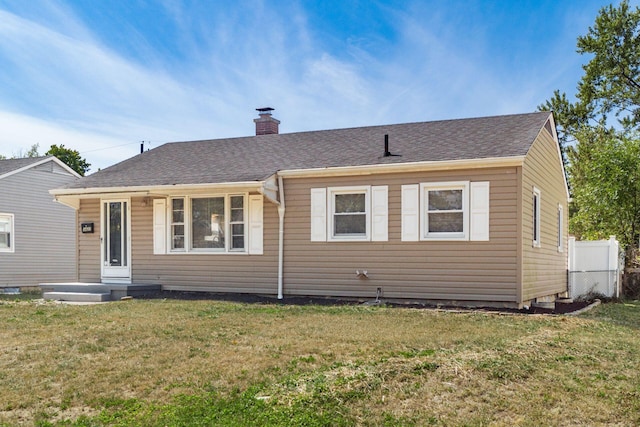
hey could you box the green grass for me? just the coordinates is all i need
[0,297,639,426]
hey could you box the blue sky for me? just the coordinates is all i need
[0,0,630,171]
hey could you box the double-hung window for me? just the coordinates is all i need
[402,181,488,242]
[0,214,13,252]
[310,186,388,242]
[168,195,246,253]
[329,187,369,240]
[420,182,469,240]
[170,198,185,250]
[229,195,245,250]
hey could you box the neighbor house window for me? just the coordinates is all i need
[420,182,469,240]
[0,214,13,252]
[533,187,541,247]
[557,204,563,252]
[168,195,245,253]
[328,187,370,241]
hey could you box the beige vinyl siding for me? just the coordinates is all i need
[282,168,519,304]
[77,199,101,282]
[0,162,77,286]
[521,128,569,301]
[76,196,279,292]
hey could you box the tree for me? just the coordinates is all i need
[45,144,91,176]
[11,143,41,159]
[576,0,640,130]
[568,127,640,253]
[539,0,640,266]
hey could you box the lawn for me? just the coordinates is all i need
[0,294,639,426]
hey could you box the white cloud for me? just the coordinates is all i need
[0,111,136,171]
[0,0,610,171]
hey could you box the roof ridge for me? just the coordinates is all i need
[163,111,549,146]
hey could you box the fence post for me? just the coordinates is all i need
[568,236,576,298]
[608,236,619,298]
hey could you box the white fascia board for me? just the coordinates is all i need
[48,156,83,178]
[53,195,80,210]
[0,156,81,181]
[49,181,266,198]
[544,113,571,200]
[277,156,525,178]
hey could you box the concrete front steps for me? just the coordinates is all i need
[40,282,161,303]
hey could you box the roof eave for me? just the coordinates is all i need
[277,156,526,178]
[0,156,81,181]
[50,180,266,197]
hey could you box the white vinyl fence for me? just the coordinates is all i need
[568,236,622,299]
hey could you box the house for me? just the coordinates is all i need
[0,156,80,287]
[49,110,569,308]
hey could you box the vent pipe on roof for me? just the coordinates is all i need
[254,107,280,135]
[383,134,401,157]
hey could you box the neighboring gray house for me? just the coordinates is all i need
[0,156,80,286]
[50,111,569,308]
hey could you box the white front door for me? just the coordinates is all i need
[101,199,131,283]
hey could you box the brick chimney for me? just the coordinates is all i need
[254,107,280,135]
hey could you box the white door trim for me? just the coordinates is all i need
[100,198,132,284]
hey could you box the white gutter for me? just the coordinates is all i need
[277,174,286,299]
[277,156,525,178]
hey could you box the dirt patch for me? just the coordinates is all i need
[149,291,594,315]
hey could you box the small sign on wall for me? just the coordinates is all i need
[81,222,94,233]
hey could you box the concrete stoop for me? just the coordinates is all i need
[42,291,111,302]
[40,282,161,302]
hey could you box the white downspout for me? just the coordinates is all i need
[277,174,286,299]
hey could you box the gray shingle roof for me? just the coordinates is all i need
[64,112,552,190]
[0,156,51,178]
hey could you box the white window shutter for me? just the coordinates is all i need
[470,181,490,241]
[401,184,419,241]
[371,186,388,241]
[248,195,264,255]
[310,188,327,242]
[153,199,167,254]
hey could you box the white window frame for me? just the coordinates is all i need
[533,187,541,248]
[170,197,186,252]
[420,181,470,241]
[229,195,246,252]
[328,186,370,242]
[557,204,563,253]
[0,213,14,253]
[168,194,248,254]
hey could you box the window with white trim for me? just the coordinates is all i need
[230,195,245,250]
[170,198,185,250]
[191,197,226,250]
[420,181,470,240]
[557,204,563,252]
[401,181,489,242]
[0,213,13,252]
[329,187,369,240]
[533,187,541,247]
[166,195,246,253]
[310,186,388,242]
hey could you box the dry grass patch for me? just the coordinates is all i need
[0,297,639,426]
